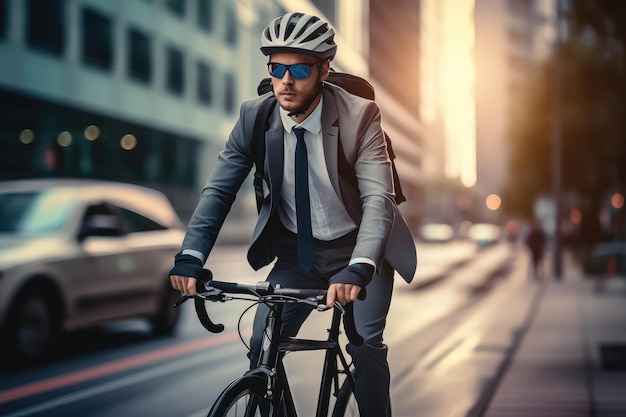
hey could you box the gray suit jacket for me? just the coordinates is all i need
[181,83,417,283]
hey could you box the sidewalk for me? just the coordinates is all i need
[482,252,626,417]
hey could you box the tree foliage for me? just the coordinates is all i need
[503,0,625,242]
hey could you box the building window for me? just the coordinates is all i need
[197,0,212,32]
[224,3,237,45]
[166,46,184,95]
[0,0,7,39]
[166,0,185,17]
[27,0,65,54]
[224,73,236,113]
[197,61,212,105]
[82,8,113,70]
[128,28,152,83]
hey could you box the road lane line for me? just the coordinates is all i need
[0,349,232,417]
[0,330,248,405]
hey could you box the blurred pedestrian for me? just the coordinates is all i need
[168,12,416,416]
[526,220,546,279]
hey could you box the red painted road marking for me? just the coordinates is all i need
[0,331,247,404]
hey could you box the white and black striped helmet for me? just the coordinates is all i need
[260,12,337,61]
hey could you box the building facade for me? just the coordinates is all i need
[0,0,424,238]
[419,0,477,229]
[368,0,424,230]
[474,0,556,220]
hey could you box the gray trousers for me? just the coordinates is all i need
[249,226,394,417]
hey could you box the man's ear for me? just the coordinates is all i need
[320,60,331,82]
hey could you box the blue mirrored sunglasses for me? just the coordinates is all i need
[268,62,321,80]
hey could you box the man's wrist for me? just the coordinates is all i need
[170,253,204,279]
[349,262,375,276]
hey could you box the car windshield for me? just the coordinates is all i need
[0,190,74,234]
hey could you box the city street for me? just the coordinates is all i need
[0,240,540,417]
[1,1,624,416]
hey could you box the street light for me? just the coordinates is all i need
[486,194,501,211]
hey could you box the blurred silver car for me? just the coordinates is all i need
[467,223,503,246]
[0,179,186,364]
[419,223,455,243]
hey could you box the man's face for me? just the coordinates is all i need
[268,52,330,117]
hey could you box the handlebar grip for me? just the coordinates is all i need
[342,302,363,346]
[194,298,224,333]
[199,268,213,281]
[209,280,248,293]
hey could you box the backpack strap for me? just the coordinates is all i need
[385,132,406,204]
[252,97,277,213]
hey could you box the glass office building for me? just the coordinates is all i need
[0,0,423,233]
[0,0,281,223]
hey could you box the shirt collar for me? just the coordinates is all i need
[279,96,323,135]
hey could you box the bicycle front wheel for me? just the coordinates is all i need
[332,380,360,417]
[207,375,275,417]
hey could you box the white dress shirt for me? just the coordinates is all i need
[277,98,357,241]
[183,97,374,269]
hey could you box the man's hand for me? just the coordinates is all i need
[170,275,198,296]
[326,263,374,308]
[169,253,203,295]
[326,283,362,308]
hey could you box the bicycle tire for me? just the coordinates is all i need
[207,374,281,417]
[332,380,393,417]
[331,380,360,417]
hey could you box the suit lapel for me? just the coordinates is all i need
[321,88,342,198]
[265,109,284,210]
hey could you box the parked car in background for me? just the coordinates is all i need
[467,223,503,247]
[419,223,455,243]
[0,179,186,365]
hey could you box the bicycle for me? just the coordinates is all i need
[174,269,364,417]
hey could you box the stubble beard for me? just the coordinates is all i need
[278,83,323,117]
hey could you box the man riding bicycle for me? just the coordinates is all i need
[169,12,416,416]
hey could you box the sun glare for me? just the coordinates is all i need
[442,0,476,188]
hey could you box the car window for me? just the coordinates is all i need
[80,202,124,237]
[0,190,73,233]
[119,207,167,233]
[0,192,37,232]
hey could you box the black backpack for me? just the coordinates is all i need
[252,71,406,213]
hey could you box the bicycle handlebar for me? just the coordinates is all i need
[174,269,363,346]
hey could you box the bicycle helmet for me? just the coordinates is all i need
[260,12,337,61]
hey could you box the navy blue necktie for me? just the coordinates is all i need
[293,127,315,271]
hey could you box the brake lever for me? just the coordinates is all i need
[173,294,190,308]
[173,287,225,309]
[199,287,226,302]
[298,294,335,312]
[299,291,345,314]
[333,301,347,315]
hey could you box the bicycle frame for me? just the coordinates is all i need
[175,276,362,417]
[249,296,356,416]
